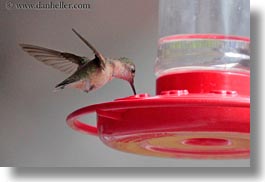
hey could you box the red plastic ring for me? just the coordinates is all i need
[159,34,250,44]
[66,105,98,136]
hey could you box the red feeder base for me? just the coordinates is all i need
[66,70,250,159]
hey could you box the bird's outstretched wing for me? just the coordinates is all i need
[20,44,89,75]
[72,28,106,69]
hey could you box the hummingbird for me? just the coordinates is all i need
[20,28,136,95]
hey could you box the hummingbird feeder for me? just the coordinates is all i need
[66,0,250,159]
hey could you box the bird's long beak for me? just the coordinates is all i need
[130,81,136,95]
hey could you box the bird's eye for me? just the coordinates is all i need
[131,68,135,73]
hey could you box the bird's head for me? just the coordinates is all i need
[115,57,136,95]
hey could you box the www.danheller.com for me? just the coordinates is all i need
[6,1,91,10]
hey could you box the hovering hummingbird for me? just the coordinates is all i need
[20,28,136,95]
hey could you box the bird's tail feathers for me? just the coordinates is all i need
[53,77,76,92]
[53,85,65,92]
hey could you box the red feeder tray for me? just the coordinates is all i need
[66,70,250,159]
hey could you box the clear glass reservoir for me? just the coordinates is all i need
[155,0,250,77]
[155,35,250,76]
